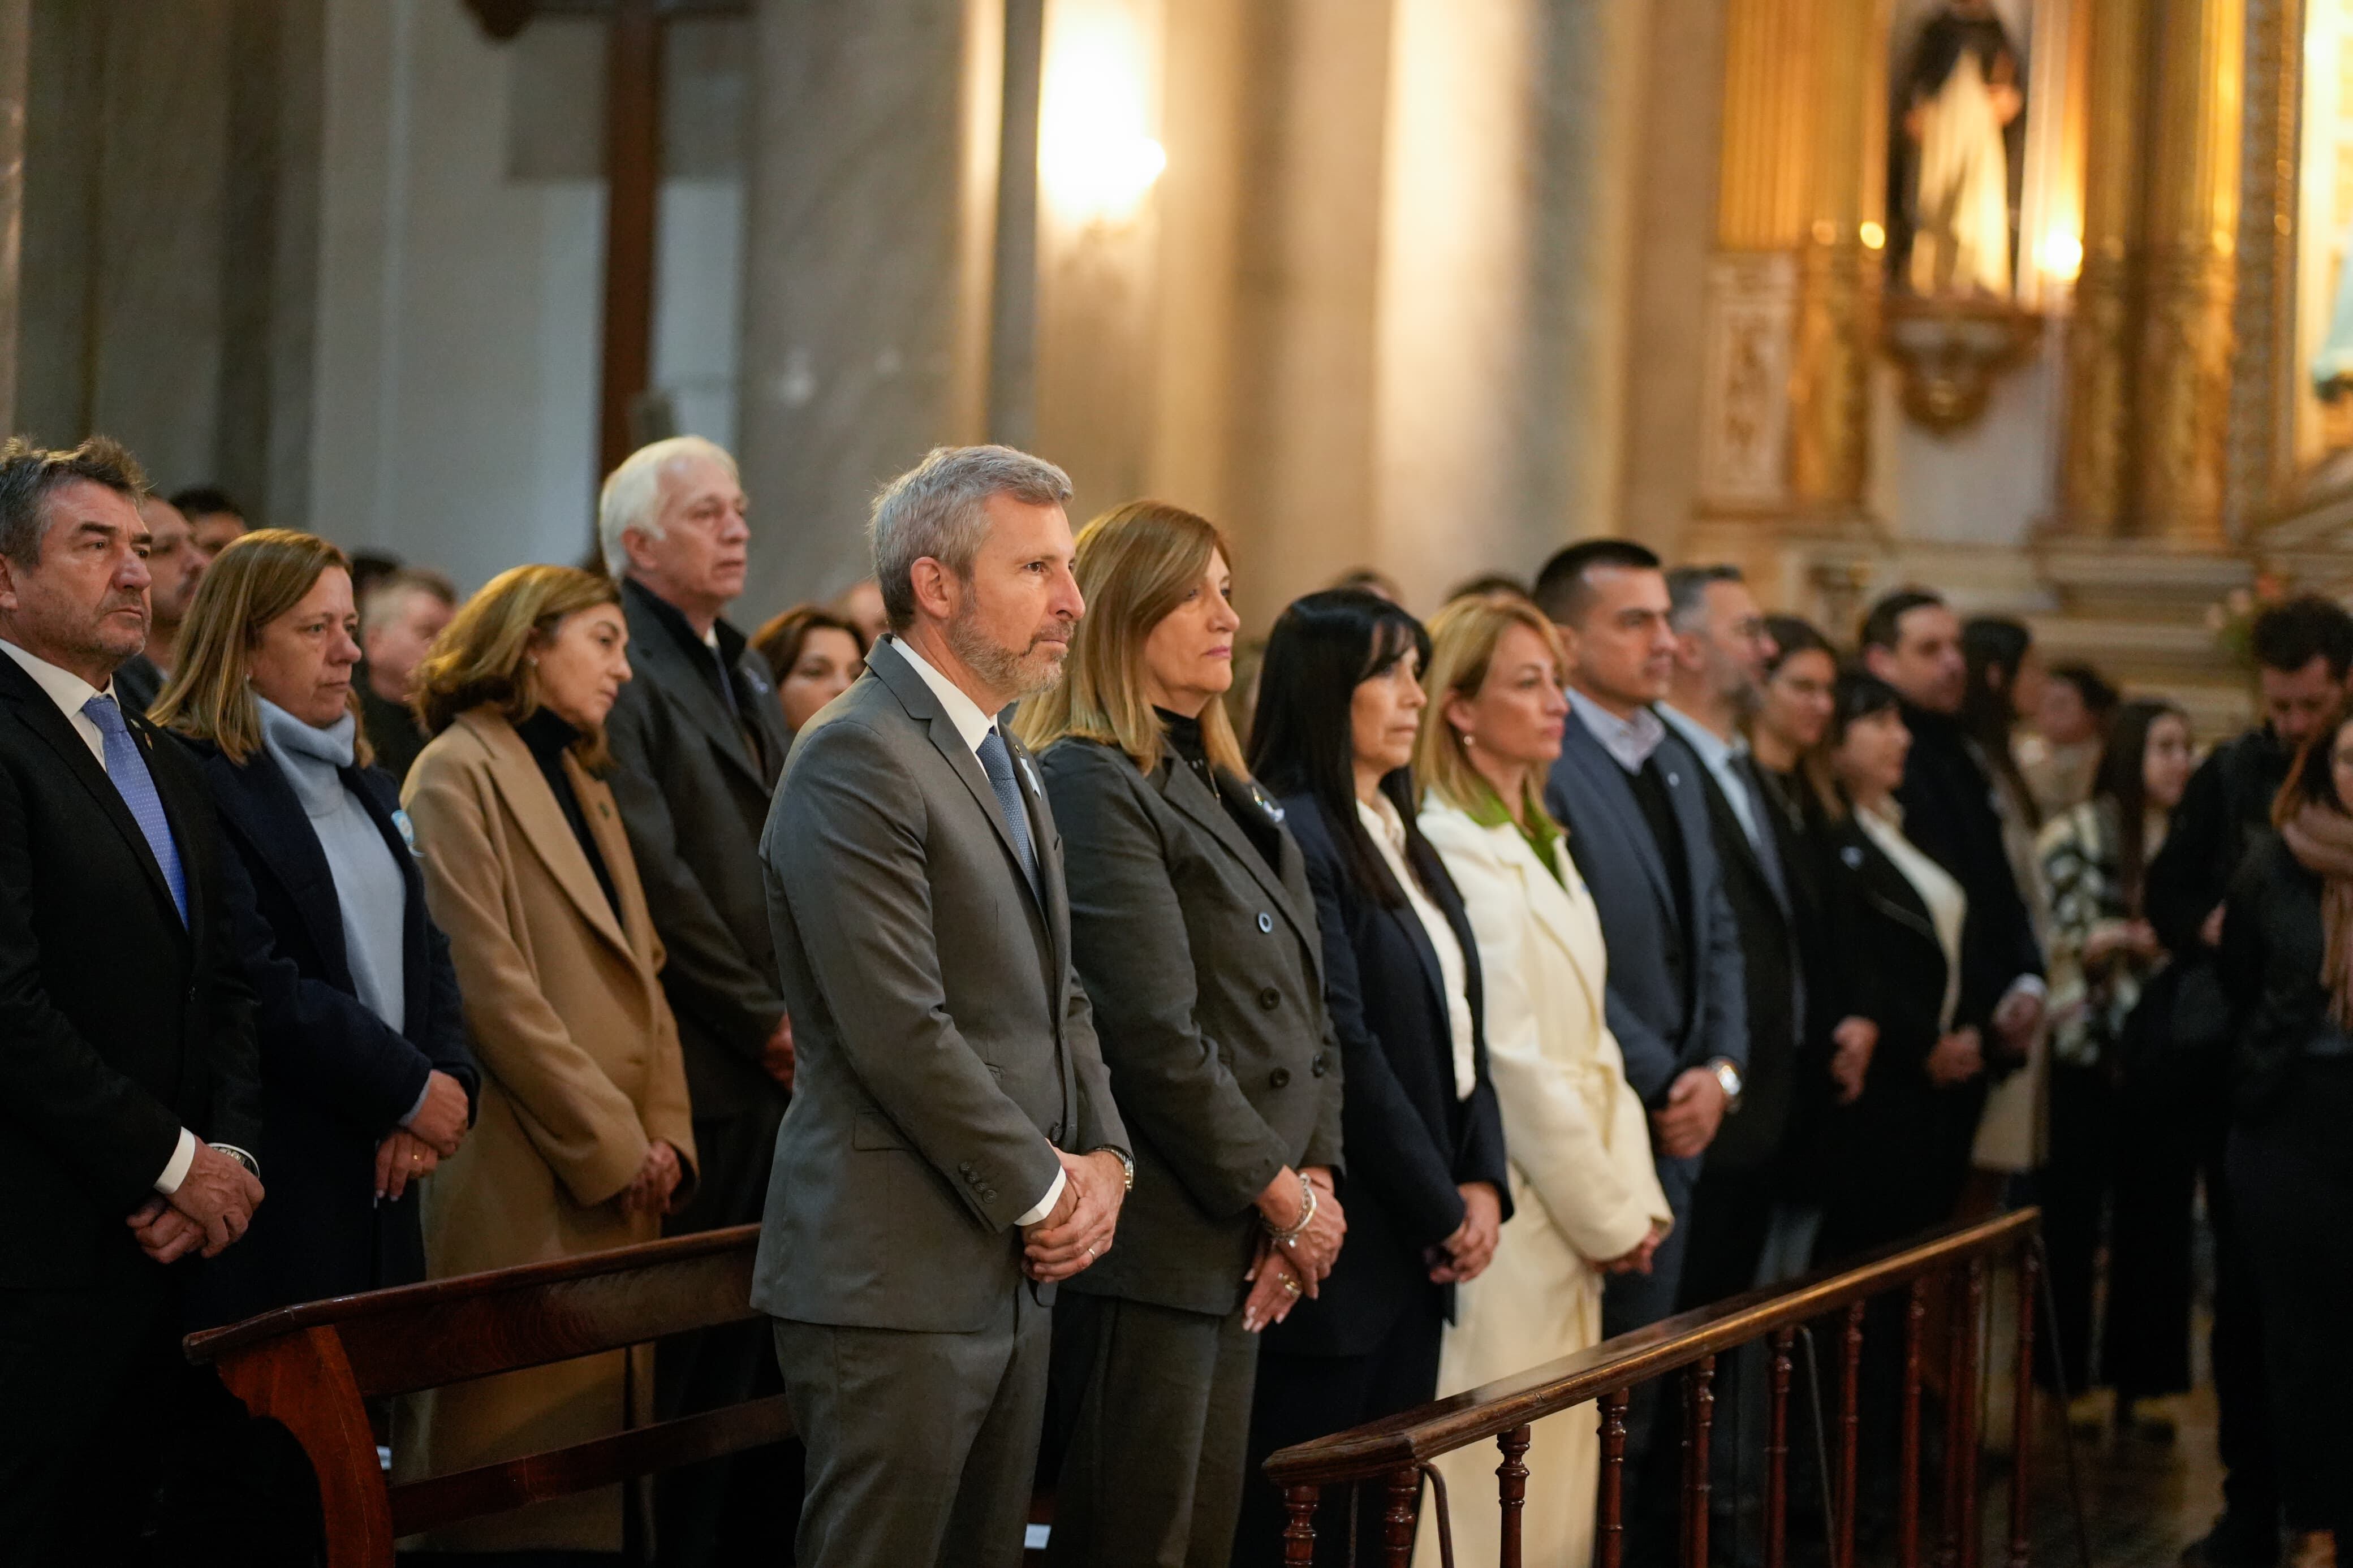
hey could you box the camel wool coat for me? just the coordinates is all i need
[392,706,697,1553]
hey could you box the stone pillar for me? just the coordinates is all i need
[2058,0,2147,537]
[736,0,999,612]
[2133,0,2242,544]
[0,0,24,438]
[1789,0,1883,511]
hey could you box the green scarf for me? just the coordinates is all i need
[1464,779,1567,888]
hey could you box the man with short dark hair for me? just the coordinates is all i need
[2146,594,2353,1568]
[113,493,210,714]
[0,436,265,1558]
[1533,539,1747,1531]
[169,485,248,558]
[356,567,457,784]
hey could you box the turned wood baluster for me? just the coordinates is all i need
[1941,1265,1967,1568]
[1283,1484,1321,1566]
[1686,1355,1717,1568]
[1598,1387,1631,1568]
[1839,1302,1865,1568]
[1384,1467,1420,1568]
[1901,1278,1928,1568]
[1958,1259,1984,1568]
[1496,1423,1532,1568]
[2009,1244,2040,1568]
[1766,1328,1795,1568]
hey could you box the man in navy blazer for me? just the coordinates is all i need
[1535,539,1748,1521]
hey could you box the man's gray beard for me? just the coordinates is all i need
[945,606,1066,701]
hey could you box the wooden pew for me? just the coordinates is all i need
[182,1222,783,1568]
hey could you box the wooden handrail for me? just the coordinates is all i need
[1264,1208,2039,1489]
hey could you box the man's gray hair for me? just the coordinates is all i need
[0,435,149,565]
[868,445,1072,631]
[597,435,739,579]
[1664,563,1744,633]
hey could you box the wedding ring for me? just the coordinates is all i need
[1281,1277,1301,1297]
[1085,1245,1096,1259]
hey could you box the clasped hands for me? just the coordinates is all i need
[1240,1165,1345,1332]
[126,1139,265,1267]
[1021,1147,1130,1284]
[374,1069,472,1202]
[1650,1066,1729,1160]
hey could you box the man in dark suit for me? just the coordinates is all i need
[597,436,801,1566]
[1859,591,2044,1078]
[754,444,1131,1568]
[1658,565,1804,1308]
[112,491,208,715]
[1533,539,1748,1522]
[0,437,265,1561]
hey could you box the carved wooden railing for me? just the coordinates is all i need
[1263,1208,2043,1567]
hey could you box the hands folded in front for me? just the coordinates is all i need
[1022,1147,1129,1284]
[126,1139,265,1265]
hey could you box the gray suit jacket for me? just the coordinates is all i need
[604,580,795,1128]
[1037,738,1342,1317]
[752,639,1128,1332]
[1544,711,1748,1110]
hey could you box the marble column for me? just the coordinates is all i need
[2133,0,2241,545]
[735,0,999,612]
[0,0,24,438]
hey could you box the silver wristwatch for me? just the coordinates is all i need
[1708,1059,1745,1116]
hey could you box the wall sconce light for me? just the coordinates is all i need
[2036,230,2084,283]
[1038,5,1166,226]
[1860,221,1887,251]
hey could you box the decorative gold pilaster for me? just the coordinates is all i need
[2060,0,2148,537]
[1789,0,1884,508]
[1716,0,1816,252]
[2225,0,2303,533]
[2134,0,2243,544]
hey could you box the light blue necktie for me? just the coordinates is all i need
[976,727,1040,896]
[83,694,188,926]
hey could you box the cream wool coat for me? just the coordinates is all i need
[392,707,697,1553]
[1415,802,1671,1568]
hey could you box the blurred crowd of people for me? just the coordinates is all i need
[3,429,2348,1568]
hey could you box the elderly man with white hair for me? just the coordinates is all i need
[596,434,801,1566]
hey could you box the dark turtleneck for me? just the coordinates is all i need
[1157,706,1281,871]
[518,707,622,918]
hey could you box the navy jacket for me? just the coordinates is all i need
[1266,792,1511,1358]
[191,738,477,1315]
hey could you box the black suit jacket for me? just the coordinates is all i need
[1661,732,1801,1172]
[0,650,261,1291]
[1893,703,2042,1037]
[1815,814,1983,1260]
[189,738,478,1315]
[604,581,794,1165]
[1268,793,1510,1358]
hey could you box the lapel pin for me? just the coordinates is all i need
[1842,845,1864,868]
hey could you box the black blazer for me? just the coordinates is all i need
[1268,793,1511,1358]
[1036,738,1344,1319]
[1814,814,1983,1261]
[0,651,261,1292]
[190,738,479,1315]
[2216,832,2338,1118]
[1894,705,2042,1037]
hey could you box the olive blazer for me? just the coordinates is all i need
[394,706,697,1554]
[1037,737,1343,1317]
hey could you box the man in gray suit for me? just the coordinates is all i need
[1535,539,1748,1535]
[597,436,799,1565]
[755,444,1132,1568]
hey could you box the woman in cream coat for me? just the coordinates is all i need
[394,565,697,1555]
[1413,594,1671,1568]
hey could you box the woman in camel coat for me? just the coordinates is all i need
[1412,595,1671,1568]
[393,565,697,1555]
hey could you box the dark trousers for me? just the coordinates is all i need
[2208,1109,2283,1540]
[1232,1291,1446,1568]
[1048,1291,1259,1568]
[2036,1061,2115,1394]
[2099,1064,2197,1398]
[2229,1060,2353,1541]
[773,1286,1050,1568]
[1679,1162,1778,1314]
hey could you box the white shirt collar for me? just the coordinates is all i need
[1566,685,1665,772]
[887,633,998,755]
[0,636,115,719]
[1656,702,1744,770]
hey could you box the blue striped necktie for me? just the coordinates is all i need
[83,694,189,925]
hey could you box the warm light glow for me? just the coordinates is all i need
[2037,230,2085,282]
[1039,5,1165,224]
[1859,221,1886,251]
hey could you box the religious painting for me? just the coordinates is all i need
[1886,0,2032,302]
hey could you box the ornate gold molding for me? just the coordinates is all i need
[2227,0,2303,534]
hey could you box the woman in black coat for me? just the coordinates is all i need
[154,532,476,1320]
[2217,700,2353,1552]
[1016,503,1345,1568]
[1231,590,1510,1568]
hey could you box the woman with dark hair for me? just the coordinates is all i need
[1815,668,1985,1262]
[1018,506,1346,1568]
[748,603,867,734]
[2218,699,2353,1556]
[1231,589,1511,1568]
[2035,700,2194,1421]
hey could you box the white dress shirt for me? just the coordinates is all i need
[0,637,199,1194]
[888,635,1065,1226]
[1360,793,1479,1099]
[1566,686,1666,774]
[1657,703,1763,853]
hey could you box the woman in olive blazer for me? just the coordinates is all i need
[1018,503,1344,1568]
[393,567,698,1556]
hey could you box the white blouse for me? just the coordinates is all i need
[1360,794,1478,1100]
[1857,800,1968,1033]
